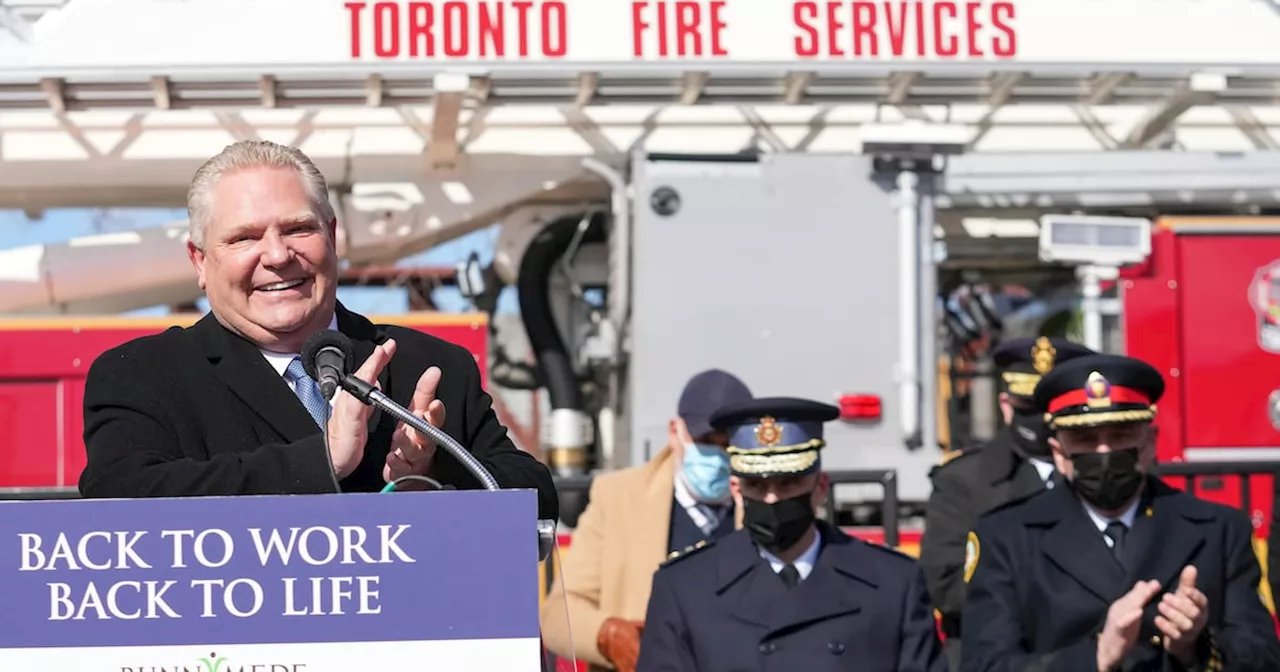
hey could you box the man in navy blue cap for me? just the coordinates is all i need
[962,354,1280,672]
[542,369,752,672]
[637,396,946,672]
[920,336,1094,669]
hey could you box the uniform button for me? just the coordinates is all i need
[828,641,845,654]
[1151,635,1162,646]
[758,642,775,655]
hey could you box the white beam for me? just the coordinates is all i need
[471,76,492,104]
[967,72,1026,148]
[1087,73,1132,105]
[574,72,598,106]
[1227,107,1280,150]
[679,72,708,105]
[150,76,171,110]
[0,4,33,43]
[39,77,64,113]
[783,72,813,104]
[885,72,919,104]
[365,74,383,107]
[1122,74,1226,149]
[258,75,276,108]
[427,92,463,169]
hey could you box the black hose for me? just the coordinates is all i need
[515,212,606,411]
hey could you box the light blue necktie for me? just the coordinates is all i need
[285,357,329,429]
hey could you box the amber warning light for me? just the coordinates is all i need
[839,394,882,421]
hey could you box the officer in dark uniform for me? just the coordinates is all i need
[919,336,1094,669]
[636,397,946,672]
[962,354,1280,672]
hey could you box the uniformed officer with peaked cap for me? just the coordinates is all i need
[920,337,1094,670]
[961,354,1280,672]
[636,396,946,672]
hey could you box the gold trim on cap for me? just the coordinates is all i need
[726,439,824,456]
[1048,406,1157,429]
[729,450,819,475]
[1001,371,1042,397]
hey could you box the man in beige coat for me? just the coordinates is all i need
[541,370,752,671]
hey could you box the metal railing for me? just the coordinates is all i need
[1150,460,1279,512]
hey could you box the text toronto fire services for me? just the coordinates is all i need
[344,0,1019,60]
[17,525,417,621]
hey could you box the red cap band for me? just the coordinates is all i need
[1048,385,1151,414]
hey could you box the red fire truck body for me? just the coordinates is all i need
[1121,216,1280,546]
[0,313,489,491]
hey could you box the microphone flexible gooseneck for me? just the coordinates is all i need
[339,374,501,491]
[344,372,558,560]
[301,329,557,561]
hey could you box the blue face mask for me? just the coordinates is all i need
[682,442,731,502]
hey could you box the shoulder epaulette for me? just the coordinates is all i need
[858,538,916,562]
[661,539,714,567]
[979,489,1045,520]
[929,449,972,476]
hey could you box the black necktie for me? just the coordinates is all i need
[1104,521,1128,561]
[779,564,800,589]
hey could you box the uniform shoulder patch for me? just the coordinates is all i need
[963,531,980,584]
[928,449,975,478]
[661,539,713,568]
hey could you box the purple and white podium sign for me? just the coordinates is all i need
[0,489,542,670]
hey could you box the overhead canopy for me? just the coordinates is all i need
[1,0,1279,210]
[0,0,1277,162]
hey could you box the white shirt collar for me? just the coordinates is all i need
[258,314,339,378]
[758,529,822,580]
[1081,494,1141,535]
[672,468,729,534]
[1030,458,1057,488]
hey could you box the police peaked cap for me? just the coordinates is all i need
[992,337,1096,399]
[1032,353,1164,430]
[710,397,840,478]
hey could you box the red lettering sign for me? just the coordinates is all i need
[631,1,729,58]
[345,0,568,59]
[792,1,1017,59]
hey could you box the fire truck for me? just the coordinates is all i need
[0,312,489,491]
[1121,217,1280,569]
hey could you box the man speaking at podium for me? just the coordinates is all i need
[77,140,558,521]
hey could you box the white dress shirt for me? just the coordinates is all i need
[758,530,822,581]
[258,315,339,403]
[1082,496,1141,549]
[1030,458,1057,489]
[673,472,730,536]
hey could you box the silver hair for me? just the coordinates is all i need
[186,140,336,249]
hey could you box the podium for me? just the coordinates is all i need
[0,489,546,670]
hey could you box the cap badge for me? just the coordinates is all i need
[754,416,782,447]
[1085,371,1112,408]
[1031,337,1057,375]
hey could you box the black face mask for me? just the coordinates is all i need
[1009,408,1052,459]
[1068,448,1145,511]
[742,492,815,553]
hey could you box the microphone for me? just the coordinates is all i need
[301,330,355,401]
[304,329,558,561]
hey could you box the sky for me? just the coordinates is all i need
[0,207,521,316]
